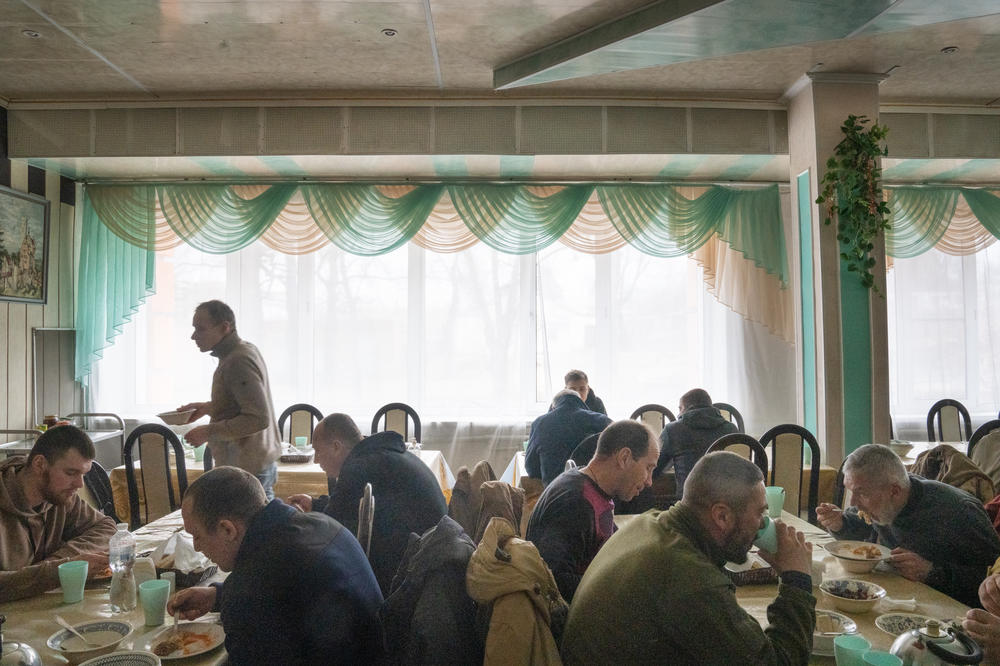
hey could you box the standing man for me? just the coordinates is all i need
[655,388,738,497]
[179,300,281,499]
[564,369,607,415]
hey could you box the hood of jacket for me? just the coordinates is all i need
[466,517,565,622]
[350,430,406,459]
[0,456,41,520]
[678,405,732,431]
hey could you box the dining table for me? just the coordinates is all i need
[614,509,973,664]
[109,447,455,525]
[0,510,228,665]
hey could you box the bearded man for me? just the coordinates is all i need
[0,425,116,601]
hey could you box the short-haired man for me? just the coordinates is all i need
[562,452,815,665]
[0,425,116,601]
[817,443,1000,607]
[526,420,659,602]
[526,389,612,485]
[285,414,447,595]
[655,388,737,495]
[179,300,282,499]
[169,467,383,664]
[564,369,607,415]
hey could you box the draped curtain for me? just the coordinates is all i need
[78,182,792,382]
[885,186,1000,258]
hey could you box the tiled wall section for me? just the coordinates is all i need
[1,120,78,436]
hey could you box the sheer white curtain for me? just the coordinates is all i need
[887,244,1000,438]
[93,240,797,436]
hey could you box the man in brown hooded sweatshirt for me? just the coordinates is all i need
[0,425,116,601]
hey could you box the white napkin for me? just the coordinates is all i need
[880,596,918,611]
[151,531,214,572]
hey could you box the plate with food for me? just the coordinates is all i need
[825,540,891,573]
[143,622,225,660]
[875,613,935,637]
[86,565,114,586]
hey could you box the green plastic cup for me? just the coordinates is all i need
[863,651,902,666]
[139,578,171,626]
[58,560,88,603]
[765,486,785,518]
[193,443,207,462]
[294,436,308,449]
[834,634,871,666]
[753,515,778,553]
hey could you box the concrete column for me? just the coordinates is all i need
[787,72,891,466]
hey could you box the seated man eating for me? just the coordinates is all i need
[817,443,1000,607]
[0,425,115,601]
[169,466,383,665]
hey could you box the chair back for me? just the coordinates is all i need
[277,403,323,445]
[969,420,1000,488]
[926,398,973,442]
[707,433,768,477]
[712,402,745,433]
[564,459,578,473]
[759,424,821,524]
[570,433,599,467]
[202,445,214,471]
[969,420,1000,458]
[358,482,375,558]
[629,404,676,434]
[371,402,421,443]
[833,458,851,508]
[122,424,188,530]
[82,460,120,523]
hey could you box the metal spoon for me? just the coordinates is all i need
[54,615,100,647]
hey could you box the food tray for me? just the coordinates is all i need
[280,446,314,463]
[726,565,779,586]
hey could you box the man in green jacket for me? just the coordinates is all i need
[562,451,816,665]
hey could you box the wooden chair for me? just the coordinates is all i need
[707,433,768,478]
[833,458,851,508]
[713,402,745,433]
[629,404,676,434]
[82,460,120,523]
[358,482,374,559]
[371,402,421,443]
[123,423,188,530]
[926,399,972,442]
[759,424,821,524]
[277,403,324,446]
[968,419,1000,458]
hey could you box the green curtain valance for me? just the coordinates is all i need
[885,186,1000,258]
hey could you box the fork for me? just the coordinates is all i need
[172,609,180,638]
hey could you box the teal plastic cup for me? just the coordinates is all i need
[863,651,902,666]
[765,486,785,518]
[139,579,171,626]
[193,443,207,462]
[834,634,871,666]
[57,560,88,603]
[753,515,778,553]
[294,436,308,449]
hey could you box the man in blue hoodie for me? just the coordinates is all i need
[526,389,612,485]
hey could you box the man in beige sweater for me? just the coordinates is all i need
[0,425,116,601]
[179,300,282,499]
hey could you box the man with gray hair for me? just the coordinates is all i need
[817,443,1000,607]
[562,452,815,664]
[526,388,612,484]
[169,466,383,664]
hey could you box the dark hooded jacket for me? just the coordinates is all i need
[655,405,738,495]
[525,393,611,484]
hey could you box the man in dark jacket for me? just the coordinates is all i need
[526,389,612,484]
[169,466,383,665]
[564,369,607,415]
[286,413,447,595]
[655,388,737,495]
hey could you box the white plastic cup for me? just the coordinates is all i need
[133,556,157,588]
[160,570,176,596]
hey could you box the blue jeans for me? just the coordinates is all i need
[255,462,278,501]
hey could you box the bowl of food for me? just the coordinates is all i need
[79,651,162,666]
[820,578,886,614]
[156,410,196,426]
[142,622,225,659]
[813,609,857,656]
[46,621,132,665]
[824,540,891,573]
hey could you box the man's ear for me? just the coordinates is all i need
[216,519,241,543]
[29,455,49,475]
[615,447,633,469]
[708,502,733,530]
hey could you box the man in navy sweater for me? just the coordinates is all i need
[526,389,612,485]
[169,466,383,665]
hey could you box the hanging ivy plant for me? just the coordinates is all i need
[815,114,891,293]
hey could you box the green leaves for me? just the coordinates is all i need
[815,114,891,295]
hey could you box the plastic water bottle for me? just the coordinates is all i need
[108,523,137,613]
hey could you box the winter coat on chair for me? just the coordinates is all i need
[911,444,995,504]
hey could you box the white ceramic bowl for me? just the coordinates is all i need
[825,540,891,573]
[875,613,935,637]
[156,410,196,426]
[813,609,857,655]
[47,621,132,665]
[79,651,162,666]
[888,440,914,457]
[820,578,887,614]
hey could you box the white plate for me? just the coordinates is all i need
[142,622,225,660]
[825,540,892,561]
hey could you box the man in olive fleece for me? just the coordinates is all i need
[562,452,815,665]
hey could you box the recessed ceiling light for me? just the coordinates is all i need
[381,28,397,37]
[940,46,959,54]
[21,29,41,38]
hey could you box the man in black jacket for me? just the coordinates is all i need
[564,369,607,415]
[169,467,383,665]
[286,414,447,595]
[655,388,737,496]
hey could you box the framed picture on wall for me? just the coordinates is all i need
[0,184,51,305]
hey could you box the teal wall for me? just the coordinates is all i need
[839,248,873,455]
[797,171,818,436]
